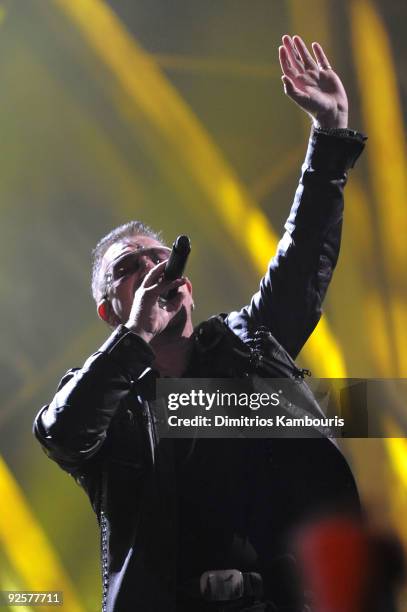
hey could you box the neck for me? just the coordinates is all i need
[151,324,194,377]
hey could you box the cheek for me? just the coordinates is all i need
[111,284,134,320]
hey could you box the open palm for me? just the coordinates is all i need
[279,35,348,129]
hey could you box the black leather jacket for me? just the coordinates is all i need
[34,127,366,612]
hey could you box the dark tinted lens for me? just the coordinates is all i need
[112,253,141,280]
[110,248,170,282]
[150,248,171,265]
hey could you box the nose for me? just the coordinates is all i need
[134,254,156,287]
[145,252,162,270]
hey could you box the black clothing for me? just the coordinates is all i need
[33,127,366,611]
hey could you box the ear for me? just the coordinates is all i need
[185,277,193,297]
[97,299,118,327]
[184,278,195,311]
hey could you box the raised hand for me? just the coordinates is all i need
[279,34,348,129]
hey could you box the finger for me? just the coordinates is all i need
[281,76,310,105]
[147,276,187,296]
[293,35,317,69]
[158,291,184,313]
[282,34,304,73]
[141,260,168,288]
[279,46,296,79]
[312,42,332,70]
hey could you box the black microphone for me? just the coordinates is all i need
[161,235,191,300]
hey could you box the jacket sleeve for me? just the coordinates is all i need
[33,325,155,468]
[226,127,366,359]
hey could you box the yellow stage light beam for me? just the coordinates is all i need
[0,456,84,612]
[350,0,407,376]
[364,291,394,377]
[384,428,407,547]
[384,421,407,493]
[54,0,346,376]
[0,563,35,612]
[386,422,407,479]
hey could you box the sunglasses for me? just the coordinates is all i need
[103,246,171,295]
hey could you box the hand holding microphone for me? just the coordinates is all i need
[125,235,191,342]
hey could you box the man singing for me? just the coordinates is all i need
[34,35,366,611]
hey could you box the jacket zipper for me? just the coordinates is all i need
[248,345,311,379]
[262,352,311,379]
[143,400,157,466]
[101,470,109,612]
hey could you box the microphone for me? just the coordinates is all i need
[161,235,191,300]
